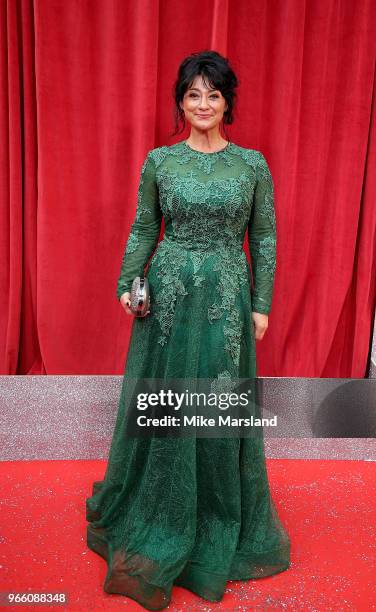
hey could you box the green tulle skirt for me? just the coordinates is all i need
[86,248,290,610]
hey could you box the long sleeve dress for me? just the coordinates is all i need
[85,140,290,610]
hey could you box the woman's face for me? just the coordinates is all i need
[180,74,227,131]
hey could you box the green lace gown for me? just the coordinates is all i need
[86,140,290,609]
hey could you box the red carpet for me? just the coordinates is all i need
[0,459,374,611]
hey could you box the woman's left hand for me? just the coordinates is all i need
[251,312,269,341]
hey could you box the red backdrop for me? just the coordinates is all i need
[1,0,375,376]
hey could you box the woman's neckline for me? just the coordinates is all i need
[183,139,231,155]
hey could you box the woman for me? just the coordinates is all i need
[86,50,290,610]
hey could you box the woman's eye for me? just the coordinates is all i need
[188,93,219,99]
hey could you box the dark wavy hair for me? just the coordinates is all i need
[171,50,239,138]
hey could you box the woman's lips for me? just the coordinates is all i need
[196,114,212,118]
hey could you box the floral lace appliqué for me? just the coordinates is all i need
[207,250,249,368]
[210,370,238,396]
[152,244,189,346]
[256,235,276,276]
[123,231,139,254]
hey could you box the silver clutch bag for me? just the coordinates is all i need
[130,276,150,317]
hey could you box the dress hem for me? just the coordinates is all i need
[87,524,172,610]
[87,523,290,609]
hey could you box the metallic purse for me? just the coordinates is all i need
[130,276,150,317]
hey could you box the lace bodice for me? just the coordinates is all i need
[116,140,277,315]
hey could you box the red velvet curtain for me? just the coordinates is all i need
[1,0,375,376]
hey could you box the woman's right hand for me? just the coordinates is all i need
[120,292,133,315]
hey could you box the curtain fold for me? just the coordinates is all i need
[1,0,375,376]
